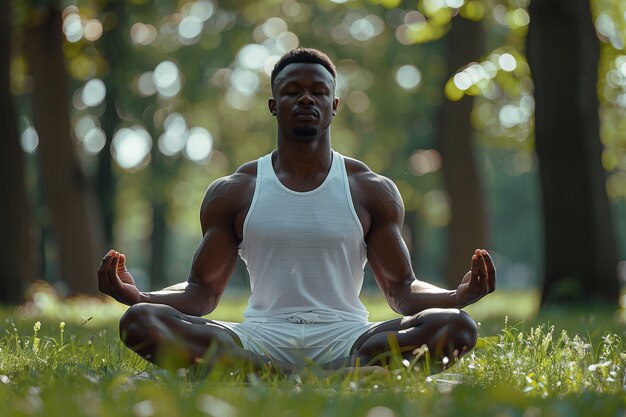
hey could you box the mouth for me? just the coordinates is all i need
[293,109,319,120]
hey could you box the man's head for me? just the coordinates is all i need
[269,48,339,140]
[270,48,337,96]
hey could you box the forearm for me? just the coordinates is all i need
[138,282,219,316]
[388,280,460,316]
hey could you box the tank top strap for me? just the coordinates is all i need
[258,153,272,179]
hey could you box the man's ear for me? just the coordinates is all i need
[268,98,276,116]
[332,97,339,115]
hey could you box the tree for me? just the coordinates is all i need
[0,0,35,304]
[97,0,124,247]
[527,0,620,305]
[436,14,487,288]
[24,4,105,294]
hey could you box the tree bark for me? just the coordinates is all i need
[436,16,487,289]
[98,0,126,247]
[24,6,104,294]
[149,200,168,288]
[527,0,619,305]
[0,0,35,304]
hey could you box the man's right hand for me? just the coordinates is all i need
[455,249,496,308]
[98,249,142,305]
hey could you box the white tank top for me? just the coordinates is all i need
[238,150,369,323]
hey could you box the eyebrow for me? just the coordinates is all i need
[272,75,335,95]
[280,81,331,88]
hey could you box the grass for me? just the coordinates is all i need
[1,287,625,416]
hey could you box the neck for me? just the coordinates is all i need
[273,136,332,180]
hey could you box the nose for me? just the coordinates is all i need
[297,92,315,104]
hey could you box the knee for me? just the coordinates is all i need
[449,310,478,353]
[119,303,163,347]
[412,308,478,355]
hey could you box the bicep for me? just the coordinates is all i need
[364,179,414,301]
[367,219,414,299]
[188,223,239,294]
[188,178,242,294]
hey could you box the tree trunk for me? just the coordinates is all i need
[24,7,104,295]
[150,200,168,288]
[98,0,126,247]
[436,16,487,289]
[527,0,619,305]
[0,0,35,304]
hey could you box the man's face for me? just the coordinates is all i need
[269,63,339,140]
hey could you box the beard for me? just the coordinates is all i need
[292,126,318,138]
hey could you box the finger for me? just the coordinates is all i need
[482,250,496,292]
[97,252,110,291]
[107,252,123,289]
[101,250,114,276]
[477,251,488,293]
[118,253,126,269]
[100,251,116,292]
[469,254,479,287]
[98,249,113,272]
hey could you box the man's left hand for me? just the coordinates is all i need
[455,249,496,308]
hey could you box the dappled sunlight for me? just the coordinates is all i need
[130,23,158,46]
[112,126,152,170]
[19,125,38,153]
[3,4,626,417]
[184,127,214,163]
[158,113,187,156]
[394,65,422,91]
[62,8,84,43]
[153,60,182,98]
[6,0,626,369]
[81,78,106,107]
[408,149,441,176]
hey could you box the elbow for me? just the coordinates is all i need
[194,294,220,317]
[385,281,423,316]
[186,303,213,317]
[184,282,220,316]
[385,289,411,316]
[379,273,418,316]
[388,298,413,316]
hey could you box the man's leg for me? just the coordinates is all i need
[119,303,295,373]
[349,308,478,371]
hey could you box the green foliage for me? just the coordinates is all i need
[9,0,626,289]
[459,321,626,397]
[1,294,625,417]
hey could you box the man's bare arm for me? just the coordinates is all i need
[98,169,254,316]
[358,172,495,316]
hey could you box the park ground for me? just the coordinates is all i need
[1,287,625,417]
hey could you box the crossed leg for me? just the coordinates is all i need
[119,303,296,373]
[341,308,478,371]
[119,304,476,375]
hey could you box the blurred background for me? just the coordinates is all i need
[1,0,625,315]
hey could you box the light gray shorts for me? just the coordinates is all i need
[218,319,380,366]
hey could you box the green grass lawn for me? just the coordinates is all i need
[1,288,625,416]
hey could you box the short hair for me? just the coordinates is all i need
[270,48,337,94]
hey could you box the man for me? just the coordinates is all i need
[98,48,496,374]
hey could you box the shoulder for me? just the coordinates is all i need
[343,156,403,208]
[200,160,258,222]
[202,161,256,202]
